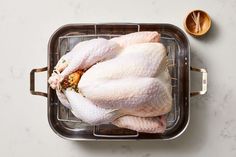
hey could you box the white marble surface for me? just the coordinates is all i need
[0,0,236,156]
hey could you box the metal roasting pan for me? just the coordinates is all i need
[30,23,207,141]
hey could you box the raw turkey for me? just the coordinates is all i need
[48,38,120,89]
[110,31,160,47]
[112,115,167,133]
[78,43,172,117]
[48,31,172,133]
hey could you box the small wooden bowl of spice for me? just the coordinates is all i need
[184,10,211,37]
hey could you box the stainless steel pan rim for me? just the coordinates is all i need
[30,23,207,141]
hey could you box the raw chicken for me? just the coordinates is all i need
[49,31,172,133]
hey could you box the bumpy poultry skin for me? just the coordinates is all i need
[49,31,172,133]
[49,32,161,89]
[64,88,168,134]
[112,115,166,133]
[111,31,160,47]
[79,76,171,117]
[64,86,168,132]
[56,90,71,109]
[54,31,160,74]
[48,38,120,89]
[60,38,120,76]
[79,43,167,82]
[64,89,123,125]
[78,43,172,117]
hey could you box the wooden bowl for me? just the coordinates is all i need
[184,10,211,37]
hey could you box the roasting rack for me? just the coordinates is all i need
[53,26,180,137]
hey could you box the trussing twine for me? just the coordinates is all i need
[52,69,62,91]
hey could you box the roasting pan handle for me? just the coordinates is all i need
[30,67,48,97]
[190,66,207,97]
